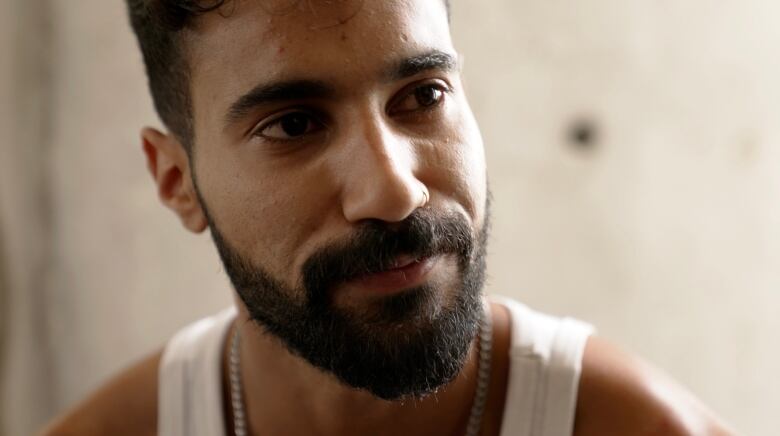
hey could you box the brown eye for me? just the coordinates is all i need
[415,85,442,107]
[390,83,448,115]
[258,112,322,141]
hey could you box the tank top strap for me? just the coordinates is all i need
[492,296,595,436]
[158,306,236,436]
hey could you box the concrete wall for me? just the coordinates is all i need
[1,1,232,434]
[2,0,779,434]
[453,3,780,433]
[0,0,57,433]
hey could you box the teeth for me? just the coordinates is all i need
[392,256,416,269]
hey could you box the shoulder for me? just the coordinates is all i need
[573,336,737,436]
[39,349,162,436]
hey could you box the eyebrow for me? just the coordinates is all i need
[385,49,458,81]
[224,80,334,127]
[223,49,458,127]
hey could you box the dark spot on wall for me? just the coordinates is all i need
[567,118,599,153]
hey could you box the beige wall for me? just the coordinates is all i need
[2,1,779,435]
[1,0,57,433]
[454,2,780,434]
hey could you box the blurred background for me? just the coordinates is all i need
[2,0,779,434]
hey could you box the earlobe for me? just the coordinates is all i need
[140,127,208,234]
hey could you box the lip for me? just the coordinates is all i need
[350,255,438,295]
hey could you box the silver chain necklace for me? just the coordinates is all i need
[229,307,493,436]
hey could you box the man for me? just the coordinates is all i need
[44,1,735,435]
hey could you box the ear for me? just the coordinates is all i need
[141,127,208,233]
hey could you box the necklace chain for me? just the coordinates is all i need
[229,307,493,436]
[229,327,248,436]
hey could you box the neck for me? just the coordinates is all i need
[223,298,485,436]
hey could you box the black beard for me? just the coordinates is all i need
[204,204,489,400]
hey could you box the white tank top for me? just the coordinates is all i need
[158,296,594,436]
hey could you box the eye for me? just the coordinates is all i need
[415,85,443,107]
[390,82,449,115]
[255,111,323,141]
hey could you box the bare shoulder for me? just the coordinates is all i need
[39,349,163,436]
[573,336,738,436]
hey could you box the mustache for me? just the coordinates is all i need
[301,208,474,300]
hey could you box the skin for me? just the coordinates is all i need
[41,0,738,435]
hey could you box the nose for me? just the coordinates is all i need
[338,116,428,224]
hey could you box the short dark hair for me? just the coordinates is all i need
[126,0,451,153]
[126,1,222,152]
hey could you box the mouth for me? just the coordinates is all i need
[349,255,438,295]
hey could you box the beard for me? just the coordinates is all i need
[202,200,489,401]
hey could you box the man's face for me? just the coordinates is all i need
[185,0,488,399]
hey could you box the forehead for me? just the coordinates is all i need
[186,0,453,124]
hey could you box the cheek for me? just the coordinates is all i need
[425,99,487,224]
[460,112,488,221]
[194,145,340,285]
